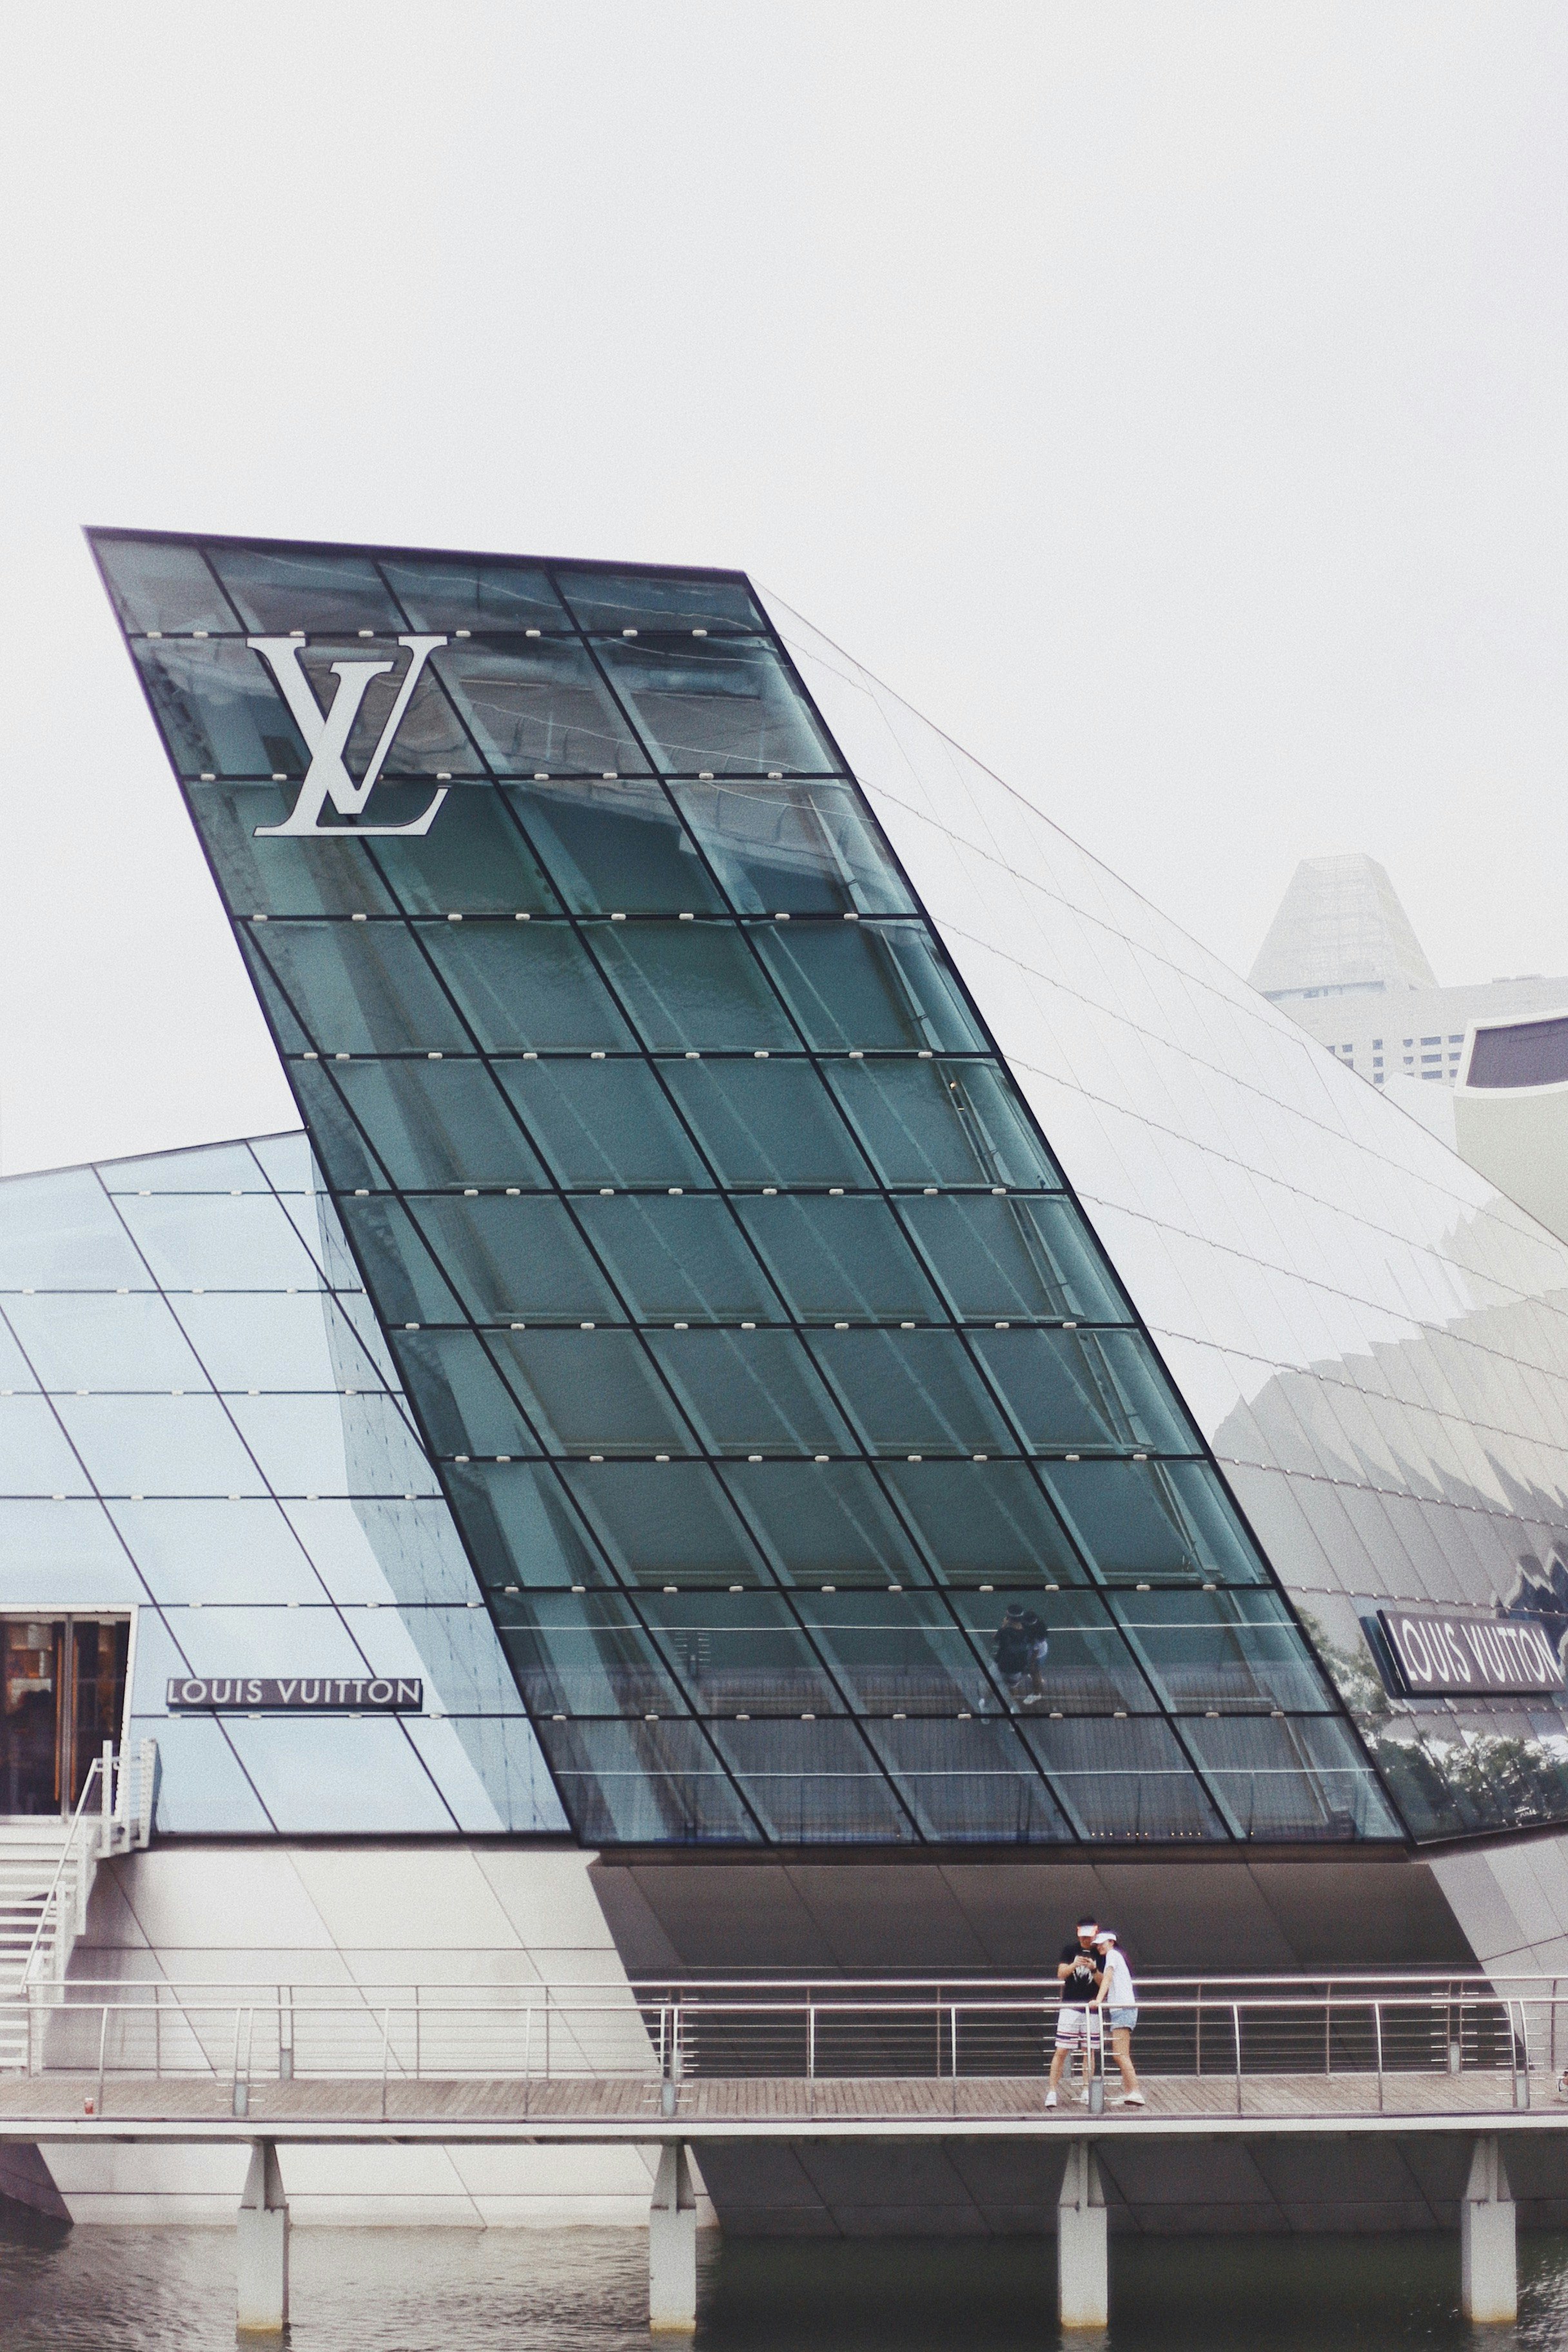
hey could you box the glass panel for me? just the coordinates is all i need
[434,642,647,776]
[135,1713,273,1833]
[494,1591,686,1714]
[535,1717,760,1844]
[226,1391,429,1497]
[496,1057,709,1188]
[99,1142,268,1193]
[637,1591,840,1716]
[1019,1716,1227,1841]
[598,637,838,776]
[878,1461,1084,1585]
[593,923,799,1053]
[404,1714,567,1836]
[0,1398,92,1494]
[380,555,569,634]
[114,1193,326,1291]
[222,1717,456,1834]
[282,640,472,778]
[797,1591,992,1714]
[0,1500,141,1609]
[554,569,765,634]
[560,1461,769,1587]
[249,1132,315,1191]
[407,1195,621,1323]
[92,534,237,635]
[718,1460,930,1588]
[806,1329,1015,1457]
[368,789,558,916]
[707,1719,916,1841]
[445,1462,611,1591]
[0,1170,152,1289]
[5,1293,205,1391]
[186,787,402,918]
[948,1588,1157,1714]
[668,778,913,916]
[389,1329,540,1459]
[569,1195,779,1322]
[733,1195,941,1322]
[335,1197,466,1324]
[328,1058,545,1190]
[54,1395,265,1496]
[967,1328,1199,1456]
[863,1718,1070,1842]
[206,544,404,634]
[828,1059,1063,1188]
[282,1495,476,1607]
[133,642,307,778]
[493,1330,696,1458]
[645,1329,852,1456]
[502,779,725,914]
[173,1290,388,1391]
[1111,1590,1336,1714]
[419,923,634,1052]
[250,923,470,1055]
[284,1064,386,1191]
[659,1058,870,1187]
[897,1195,1130,1323]
[756,923,983,1054]
[1040,1460,1269,1586]
[1181,1715,1400,1839]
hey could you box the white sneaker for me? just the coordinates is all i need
[1113,2092,1145,2107]
[1076,2089,1091,2104]
[1044,2090,1057,2108]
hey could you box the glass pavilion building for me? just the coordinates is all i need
[9,527,1568,2228]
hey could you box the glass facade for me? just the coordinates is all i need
[0,1135,565,1834]
[75,528,1447,1848]
[771,596,1568,1845]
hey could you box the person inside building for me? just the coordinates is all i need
[994,1603,1049,1705]
[1046,1916,1103,2106]
[1093,1928,1144,2107]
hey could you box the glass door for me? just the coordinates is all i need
[1,1618,130,1815]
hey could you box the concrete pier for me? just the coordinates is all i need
[649,2141,698,2335]
[1057,2139,1108,2329]
[1461,2135,1516,2324]
[236,2140,289,2336]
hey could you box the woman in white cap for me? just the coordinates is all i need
[1093,1931,1144,2106]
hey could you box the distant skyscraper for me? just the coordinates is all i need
[1252,853,1568,1091]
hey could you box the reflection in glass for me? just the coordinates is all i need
[495,1592,686,1716]
[251,923,470,1055]
[948,1588,1156,1715]
[328,1057,545,1191]
[660,1057,870,1187]
[1112,1589,1336,1714]
[878,1460,1084,1585]
[369,789,558,916]
[1180,1714,1402,1840]
[719,1460,930,1587]
[1040,1460,1268,1585]
[593,923,801,1052]
[381,556,569,634]
[638,1590,840,1716]
[502,778,725,914]
[497,1057,709,1188]
[598,637,835,776]
[536,1716,760,1842]
[865,1718,1070,1841]
[968,1328,1198,1456]
[570,1195,780,1322]
[561,1460,768,1585]
[734,1195,941,1322]
[807,1328,1014,1456]
[206,544,404,635]
[828,1059,1062,1188]
[797,1591,992,1714]
[647,1329,851,1456]
[445,1462,611,1590]
[554,569,765,634]
[1021,1716,1227,1841]
[898,1193,1128,1323]
[669,778,913,916]
[755,923,983,1053]
[708,1718,915,1841]
[421,923,634,1053]
[407,1194,622,1323]
[435,642,647,778]
[93,536,237,636]
[133,641,308,779]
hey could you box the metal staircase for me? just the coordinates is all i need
[0,1742,158,2070]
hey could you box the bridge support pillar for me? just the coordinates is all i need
[649,2141,697,2335]
[1057,2139,1107,2329]
[1462,2135,1516,2324]
[237,2139,289,2336]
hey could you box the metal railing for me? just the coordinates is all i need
[9,1970,1567,2124]
[15,1741,159,2012]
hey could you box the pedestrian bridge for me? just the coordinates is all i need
[2,1972,1563,2331]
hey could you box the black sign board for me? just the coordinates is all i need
[166,1676,422,1713]
[1375,1607,1563,1700]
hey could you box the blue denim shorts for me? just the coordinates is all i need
[1108,2007,1139,2032]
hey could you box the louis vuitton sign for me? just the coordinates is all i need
[167,1677,422,1712]
[1375,1607,1563,1700]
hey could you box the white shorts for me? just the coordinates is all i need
[1054,2007,1097,2047]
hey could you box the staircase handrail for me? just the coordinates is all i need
[18,1758,110,1994]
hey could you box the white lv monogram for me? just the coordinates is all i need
[249,634,450,837]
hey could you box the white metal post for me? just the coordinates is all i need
[1461,2135,1516,2324]
[1057,2139,1108,2329]
[649,2141,698,2334]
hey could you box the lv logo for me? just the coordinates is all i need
[248,634,450,836]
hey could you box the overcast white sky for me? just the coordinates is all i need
[2,3,1565,1175]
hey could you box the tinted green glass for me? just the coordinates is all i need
[898,1193,1128,1323]
[419,923,634,1052]
[408,1195,621,1322]
[504,778,724,913]
[94,535,239,635]
[1110,1589,1335,1714]
[1180,1715,1402,1840]
[1021,1714,1228,1841]
[536,1718,761,1843]
[647,1329,853,1457]
[947,1588,1157,1714]
[669,778,913,916]
[796,1591,991,1714]
[718,1460,930,1587]
[877,1460,1083,1585]
[554,569,764,633]
[337,1197,465,1324]
[755,923,983,1052]
[660,1057,870,1187]
[864,1718,1069,1842]
[135,641,307,778]
[250,923,469,1055]
[495,1592,687,1716]
[637,1590,841,1716]
[709,1718,915,1842]
[593,923,801,1052]
[207,544,402,634]
[369,790,558,915]
[828,1059,1062,1188]
[598,638,835,776]
[733,1195,941,1322]
[327,1058,545,1190]
[493,1329,696,1457]
[569,1195,780,1322]
[807,1328,1015,1457]
[967,1328,1198,1456]
[382,557,569,634]
[560,1460,770,1586]
[389,1328,541,1458]
[496,1057,709,1188]
[447,1461,611,1590]
[1039,1459,1268,1585]
[435,642,647,777]
[199,789,400,918]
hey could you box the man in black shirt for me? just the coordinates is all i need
[1046,1916,1103,2107]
